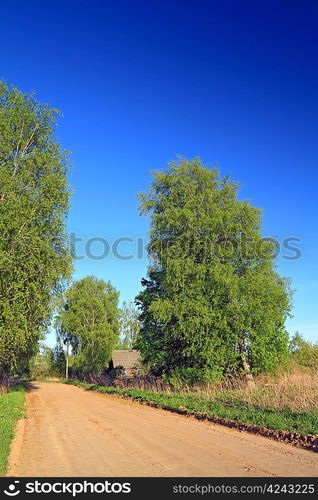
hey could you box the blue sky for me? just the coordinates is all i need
[1,0,317,345]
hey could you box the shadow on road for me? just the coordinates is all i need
[25,382,40,392]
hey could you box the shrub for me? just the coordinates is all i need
[289,333,318,369]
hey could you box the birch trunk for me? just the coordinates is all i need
[239,340,255,388]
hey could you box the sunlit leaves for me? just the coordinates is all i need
[0,82,72,374]
[136,158,292,382]
[56,276,120,375]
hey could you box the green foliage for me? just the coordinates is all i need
[163,367,221,388]
[117,301,141,349]
[29,342,66,378]
[289,332,318,368]
[50,341,66,377]
[136,157,292,382]
[0,81,72,375]
[29,344,53,379]
[65,381,318,435]
[56,276,120,375]
[0,384,26,476]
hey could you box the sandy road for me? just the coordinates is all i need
[7,382,318,477]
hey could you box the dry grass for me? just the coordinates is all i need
[243,367,318,412]
[114,365,318,413]
[193,366,318,413]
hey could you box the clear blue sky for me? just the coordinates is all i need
[1,0,317,345]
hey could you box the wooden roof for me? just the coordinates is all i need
[111,350,141,376]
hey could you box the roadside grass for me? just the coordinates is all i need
[65,380,318,436]
[32,378,65,383]
[112,364,318,413]
[214,367,318,413]
[0,384,26,476]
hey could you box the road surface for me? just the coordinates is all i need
[7,382,318,477]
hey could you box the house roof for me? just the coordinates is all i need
[111,350,141,375]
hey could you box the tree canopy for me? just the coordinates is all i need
[0,82,72,376]
[117,301,141,350]
[56,276,120,376]
[136,158,292,383]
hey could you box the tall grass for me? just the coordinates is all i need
[180,366,318,414]
[115,365,318,413]
[223,367,318,413]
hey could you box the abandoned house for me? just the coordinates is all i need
[109,350,141,377]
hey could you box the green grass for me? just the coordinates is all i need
[0,384,26,476]
[66,380,318,436]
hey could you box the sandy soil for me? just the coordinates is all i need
[7,382,318,477]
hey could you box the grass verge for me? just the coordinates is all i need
[65,380,318,449]
[0,384,26,476]
[32,378,65,383]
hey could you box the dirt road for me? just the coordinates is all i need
[7,382,318,477]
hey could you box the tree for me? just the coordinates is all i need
[50,341,66,377]
[56,276,120,376]
[136,158,292,383]
[117,301,141,349]
[0,81,72,377]
[29,344,53,379]
[29,341,66,378]
[289,332,318,369]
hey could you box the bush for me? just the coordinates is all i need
[164,366,223,388]
[289,333,318,369]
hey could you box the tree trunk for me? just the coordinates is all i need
[65,343,69,380]
[239,341,255,388]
